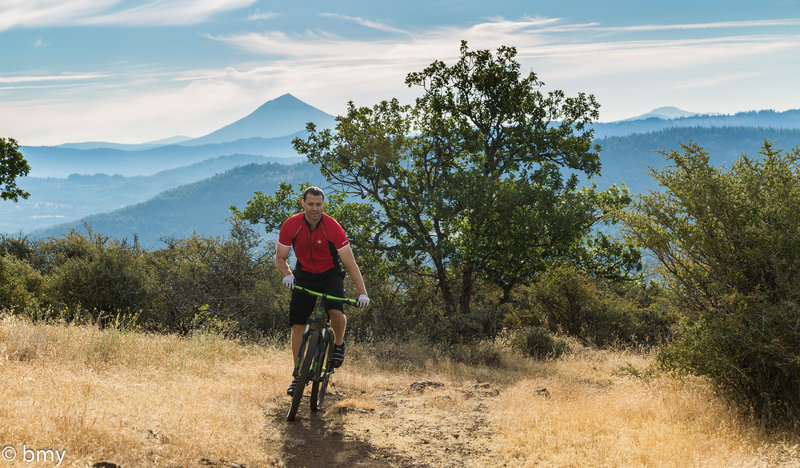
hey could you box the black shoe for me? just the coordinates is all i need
[331,343,345,368]
[287,378,298,396]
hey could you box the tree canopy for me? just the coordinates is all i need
[0,137,31,202]
[241,42,640,329]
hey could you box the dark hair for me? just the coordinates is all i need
[302,186,324,201]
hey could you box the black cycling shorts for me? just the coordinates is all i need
[289,270,346,326]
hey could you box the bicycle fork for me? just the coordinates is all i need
[316,326,335,380]
[292,326,311,379]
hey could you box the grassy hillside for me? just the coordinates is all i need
[1,313,797,467]
[33,162,325,247]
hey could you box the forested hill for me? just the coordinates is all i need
[33,162,326,247]
[593,126,800,193]
[591,109,800,138]
[1,154,278,234]
[18,125,800,245]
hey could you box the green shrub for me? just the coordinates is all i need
[657,294,800,424]
[625,142,800,425]
[48,235,160,324]
[151,220,278,334]
[511,265,676,347]
[0,254,47,315]
[0,234,47,271]
[526,264,601,338]
[513,326,570,359]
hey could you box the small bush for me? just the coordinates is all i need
[0,254,47,315]
[0,234,47,271]
[513,326,570,359]
[48,234,160,324]
[658,294,800,424]
[510,265,677,347]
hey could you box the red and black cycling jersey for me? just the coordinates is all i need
[278,212,350,275]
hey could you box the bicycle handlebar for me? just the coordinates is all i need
[293,285,359,306]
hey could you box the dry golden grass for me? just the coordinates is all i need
[492,348,800,467]
[1,312,798,467]
[0,313,286,467]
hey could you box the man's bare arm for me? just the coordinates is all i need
[275,243,292,277]
[338,245,368,296]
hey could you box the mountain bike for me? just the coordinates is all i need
[287,286,357,422]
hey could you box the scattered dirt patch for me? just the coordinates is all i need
[274,376,503,468]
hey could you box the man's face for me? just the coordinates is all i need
[302,193,324,223]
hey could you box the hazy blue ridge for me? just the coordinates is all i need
[30,162,326,248]
[590,126,800,193]
[12,126,800,244]
[9,96,800,245]
[19,133,305,178]
[56,135,193,151]
[591,109,800,138]
[0,154,279,234]
[621,106,697,120]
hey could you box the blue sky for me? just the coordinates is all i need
[2,0,800,146]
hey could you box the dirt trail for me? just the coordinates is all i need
[262,378,503,468]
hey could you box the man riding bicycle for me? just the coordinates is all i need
[275,186,369,396]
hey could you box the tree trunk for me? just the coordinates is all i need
[458,263,474,317]
[432,256,457,317]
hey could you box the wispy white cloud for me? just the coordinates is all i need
[2,74,252,145]
[0,0,257,30]
[80,0,258,26]
[320,13,408,34]
[0,72,113,84]
[670,72,766,90]
[595,18,800,32]
[208,17,800,76]
[202,16,800,122]
[0,0,119,30]
[0,83,77,91]
[245,10,277,21]
[6,14,800,145]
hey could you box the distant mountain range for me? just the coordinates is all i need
[0,154,278,233]
[50,94,336,153]
[57,135,193,151]
[32,162,326,247]
[592,126,800,193]
[20,93,333,178]
[6,94,800,245]
[21,134,304,178]
[592,108,800,138]
[622,106,697,121]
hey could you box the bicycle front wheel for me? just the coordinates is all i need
[310,329,334,412]
[287,331,318,421]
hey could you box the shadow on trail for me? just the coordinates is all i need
[270,392,423,468]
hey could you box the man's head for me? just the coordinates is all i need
[302,186,324,201]
[301,186,324,224]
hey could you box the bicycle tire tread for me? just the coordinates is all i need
[287,331,318,421]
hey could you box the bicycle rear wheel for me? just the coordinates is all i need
[310,329,334,412]
[287,332,318,421]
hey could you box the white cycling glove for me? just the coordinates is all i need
[357,294,370,308]
[282,274,295,290]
